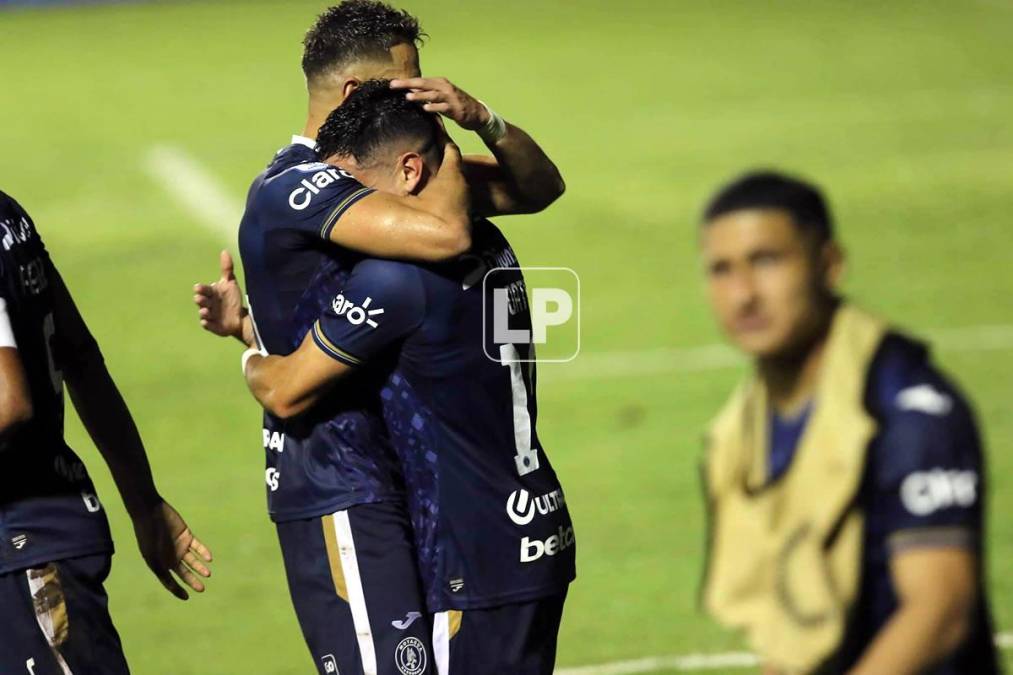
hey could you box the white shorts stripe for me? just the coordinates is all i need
[432,610,451,675]
[332,510,377,675]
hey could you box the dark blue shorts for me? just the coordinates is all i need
[277,501,435,675]
[433,592,567,674]
[0,554,129,675]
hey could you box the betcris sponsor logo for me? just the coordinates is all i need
[521,525,575,563]
[288,164,355,211]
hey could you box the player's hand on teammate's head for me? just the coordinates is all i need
[132,500,213,601]
[390,77,490,132]
[194,250,247,341]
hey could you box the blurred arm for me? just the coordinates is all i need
[52,264,212,598]
[51,265,163,518]
[847,546,977,675]
[0,299,33,445]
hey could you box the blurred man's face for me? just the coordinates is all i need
[701,208,839,359]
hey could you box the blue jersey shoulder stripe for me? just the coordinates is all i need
[311,320,362,365]
[320,187,375,240]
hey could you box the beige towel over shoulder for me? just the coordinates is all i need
[701,305,887,674]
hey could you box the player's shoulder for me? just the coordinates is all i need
[350,258,425,291]
[0,190,27,221]
[245,141,364,219]
[865,331,981,473]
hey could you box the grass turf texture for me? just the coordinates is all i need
[1,1,1011,672]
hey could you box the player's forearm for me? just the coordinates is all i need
[65,358,162,518]
[244,354,324,420]
[472,122,565,216]
[847,598,972,675]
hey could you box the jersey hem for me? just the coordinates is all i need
[268,493,404,523]
[427,574,575,612]
[0,541,114,576]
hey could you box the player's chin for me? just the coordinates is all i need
[730,330,787,360]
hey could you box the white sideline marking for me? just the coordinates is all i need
[143,144,242,240]
[555,651,758,674]
[549,324,1013,380]
[558,633,1013,674]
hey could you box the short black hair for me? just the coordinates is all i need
[302,1,425,83]
[702,170,834,243]
[315,79,440,165]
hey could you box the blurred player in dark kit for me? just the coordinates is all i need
[698,171,999,674]
[0,191,212,675]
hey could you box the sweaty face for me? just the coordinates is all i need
[701,209,837,359]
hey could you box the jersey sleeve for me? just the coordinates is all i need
[311,259,426,367]
[271,163,375,240]
[871,379,984,553]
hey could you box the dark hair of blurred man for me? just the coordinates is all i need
[0,192,212,673]
[698,171,999,675]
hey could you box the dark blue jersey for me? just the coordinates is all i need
[0,192,112,574]
[769,334,998,673]
[237,138,404,522]
[312,220,575,611]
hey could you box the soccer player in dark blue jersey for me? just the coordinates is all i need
[0,192,212,675]
[199,82,574,674]
[698,172,998,674]
[194,3,565,673]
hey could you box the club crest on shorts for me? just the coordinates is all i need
[395,637,427,675]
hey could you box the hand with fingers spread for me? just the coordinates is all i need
[390,77,490,131]
[132,500,213,600]
[194,250,253,346]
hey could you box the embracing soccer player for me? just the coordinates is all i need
[200,82,574,673]
[0,191,212,675]
[194,2,565,673]
[698,172,999,674]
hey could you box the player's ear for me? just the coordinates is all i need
[341,78,362,101]
[821,240,845,291]
[398,152,425,195]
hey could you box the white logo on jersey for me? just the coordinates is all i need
[900,469,977,516]
[287,166,354,210]
[896,384,953,416]
[520,525,575,563]
[11,534,28,550]
[262,429,285,453]
[332,293,384,328]
[395,637,427,675]
[506,488,566,526]
[265,468,281,492]
[81,491,102,513]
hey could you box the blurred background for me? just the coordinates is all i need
[1,0,1011,672]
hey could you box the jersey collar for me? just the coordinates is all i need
[291,134,315,149]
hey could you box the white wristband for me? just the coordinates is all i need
[241,347,265,376]
[477,101,507,145]
[0,297,16,349]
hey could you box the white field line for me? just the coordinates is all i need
[557,633,1013,674]
[548,324,1013,381]
[143,144,242,241]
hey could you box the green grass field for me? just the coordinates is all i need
[1,1,1011,672]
